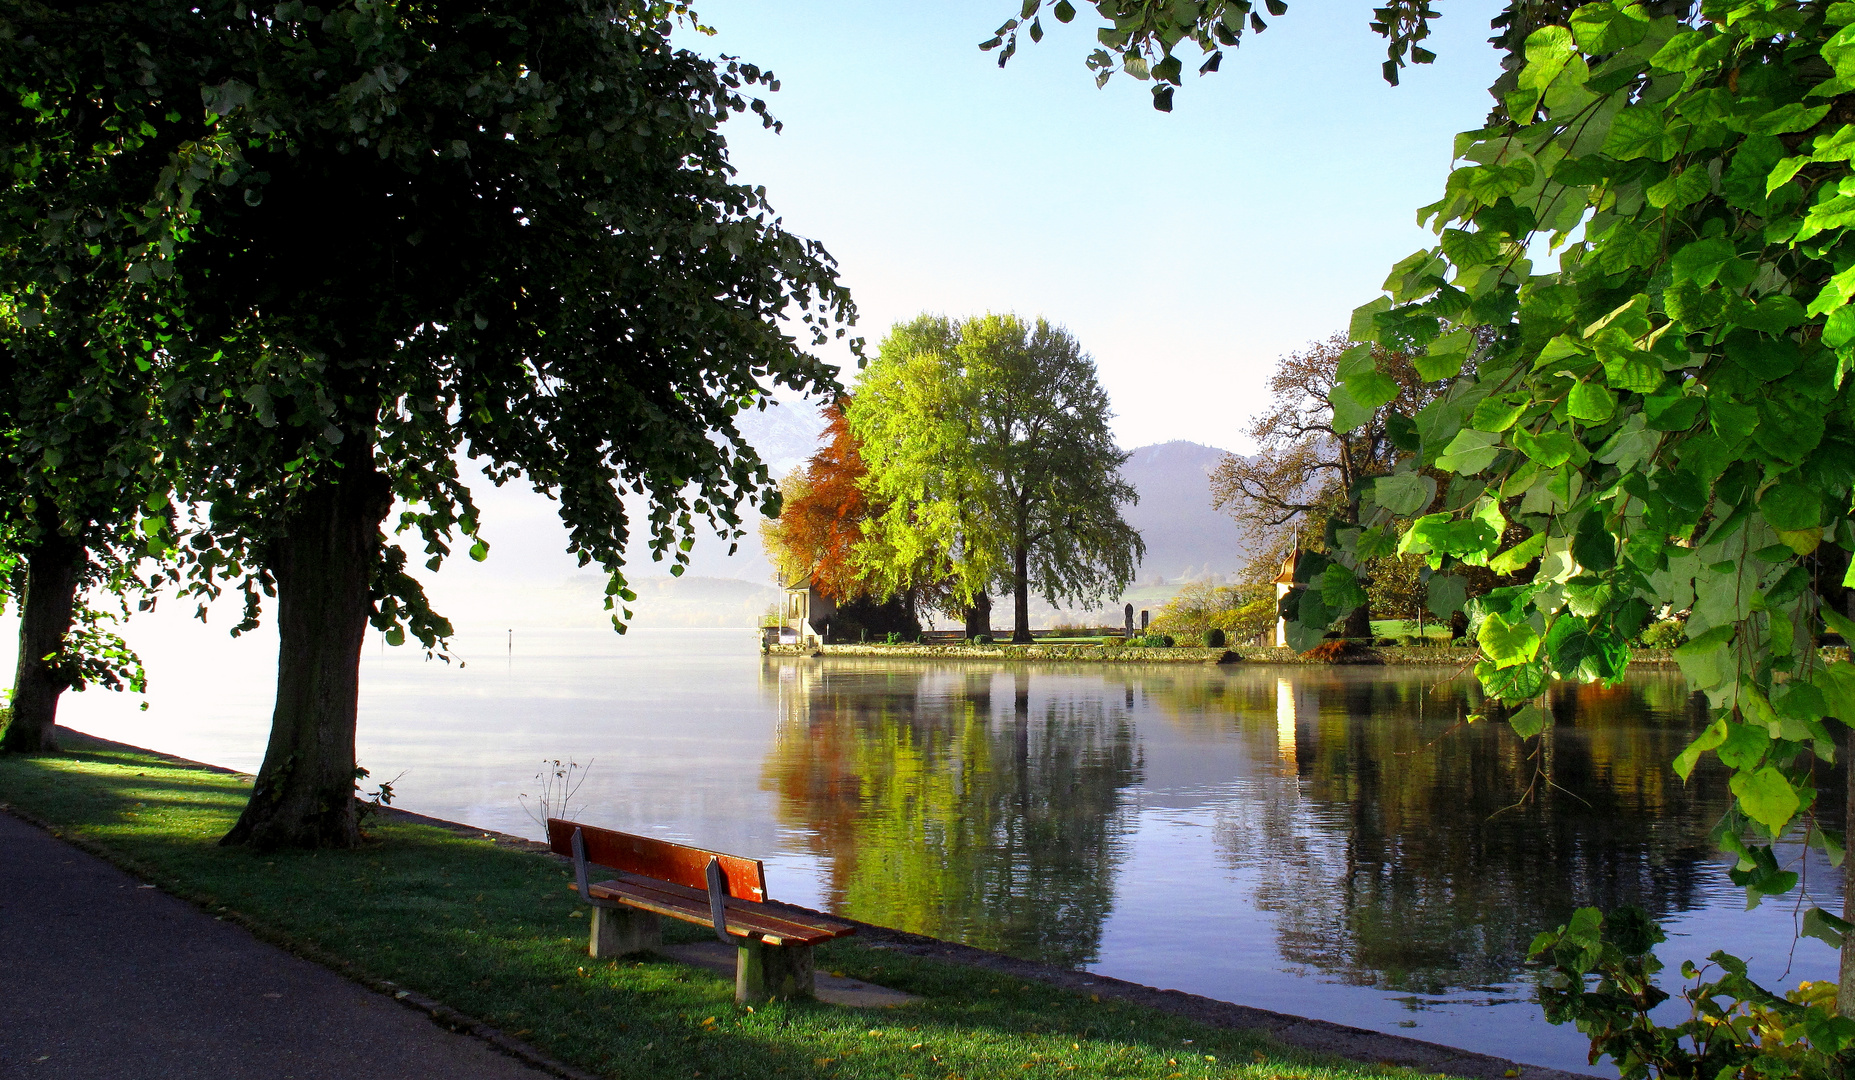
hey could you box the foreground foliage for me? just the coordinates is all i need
[1532,906,1855,1080]
[0,733,1421,1080]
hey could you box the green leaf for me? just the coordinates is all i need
[1427,573,1468,619]
[1731,765,1803,833]
[1511,427,1578,468]
[1572,511,1617,572]
[1416,328,1471,381]
[1349,297,1391,342]
[1802,907,1853,948]
[1320,564,1368,614]
[1328,383,1374,433]
[1435,428,1502,474]
[1477,657,1548,700]
[1490,532,1545,575]
[1508,703,1548,739]
[1519,25,1576,92]
[1471,396,1527,432]
[1674,718,1729,779]
[1346,370,1399,411]
[1374,473,1437,517]
[1671,238,1736,285]
[468,538,490,562]
[1674,624,1736,693]
[1480,611,1542,669]
[1570,2,1649,53]
[1715,720,1772,771]
[1568,381,1615,422]
[1758,480,1820,531]
[1603,106,1669,160]
[1749,102,1831,135]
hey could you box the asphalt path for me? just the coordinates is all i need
[0,809,551,1080]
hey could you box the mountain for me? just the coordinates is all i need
[1117,441,1252,586]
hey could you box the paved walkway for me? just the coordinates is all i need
[0,810,552,1080]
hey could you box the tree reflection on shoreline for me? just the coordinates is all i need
[760,661,1140,966]
[758,659,1842,995]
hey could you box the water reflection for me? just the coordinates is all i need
[762,662,1141,966]
[1207,672,1723,998]
[760,659,1837,1010]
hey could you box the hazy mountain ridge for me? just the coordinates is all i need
[1117,440,1252,585]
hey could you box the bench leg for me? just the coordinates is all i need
[590,904,661,958]
[735,938,814,1003]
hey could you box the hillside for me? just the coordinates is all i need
[1117,441,1252,585]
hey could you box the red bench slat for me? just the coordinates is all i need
[548,818,766,903]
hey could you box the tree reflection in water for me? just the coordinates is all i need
[760,661,1141,967]
[760,660,1841,997]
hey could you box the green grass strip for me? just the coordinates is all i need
[0,734,1433,1080]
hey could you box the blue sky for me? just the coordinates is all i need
[684,0,1507,451]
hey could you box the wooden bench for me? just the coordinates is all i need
[546,817,855,1003]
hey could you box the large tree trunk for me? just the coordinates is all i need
[964,593,992,639]
[0,532,84,754]
[222,456,391,850]
[1011,546,1032,644]
[1342,599,1373,639]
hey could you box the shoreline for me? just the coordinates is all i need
[766,641,1681,669]
[15,727,1600,1080]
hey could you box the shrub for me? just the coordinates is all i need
[1203,627,1226,648]
[972,634,993,645]
[1397,635,1420,647]
[1135,633,1173,648]
[1636,619,1685,650]
[1302,640,1360,663]
[884,631,903,644]
[1375,637,1397,647]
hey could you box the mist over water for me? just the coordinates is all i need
[52,627,1841,1074]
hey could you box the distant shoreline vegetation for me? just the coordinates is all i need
[763,641,1687,668]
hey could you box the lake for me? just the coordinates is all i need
[52,626,1843,1075]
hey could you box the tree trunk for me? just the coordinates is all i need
[0,532,84,754]
[1011,546,1032,644]
[964,593,992,639]
[1342,601,1372,639]
[222,456,392,850]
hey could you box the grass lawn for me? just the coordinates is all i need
[0,732,1432,1080]
[1367,620,1454,641]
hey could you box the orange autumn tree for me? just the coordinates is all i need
[762,399,870,603]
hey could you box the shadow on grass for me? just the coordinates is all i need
[0,742,1413,1080]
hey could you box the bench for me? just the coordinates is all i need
[546,817,855,1003]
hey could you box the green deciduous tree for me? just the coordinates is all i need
[9,0,854,847]
[0,9,191,753]
[849,314,1144,643]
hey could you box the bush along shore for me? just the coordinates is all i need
[764,641,1684,668]
[0,729,1491,1080]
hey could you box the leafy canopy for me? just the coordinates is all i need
[9,0,860,640]
[1307,0,1855,938]
[848,314,1144,621]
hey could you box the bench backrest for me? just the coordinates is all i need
[547,818,767,903]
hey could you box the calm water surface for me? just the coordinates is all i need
[57,627,1844,1074]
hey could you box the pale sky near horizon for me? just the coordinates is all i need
[687,0,1506,452]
